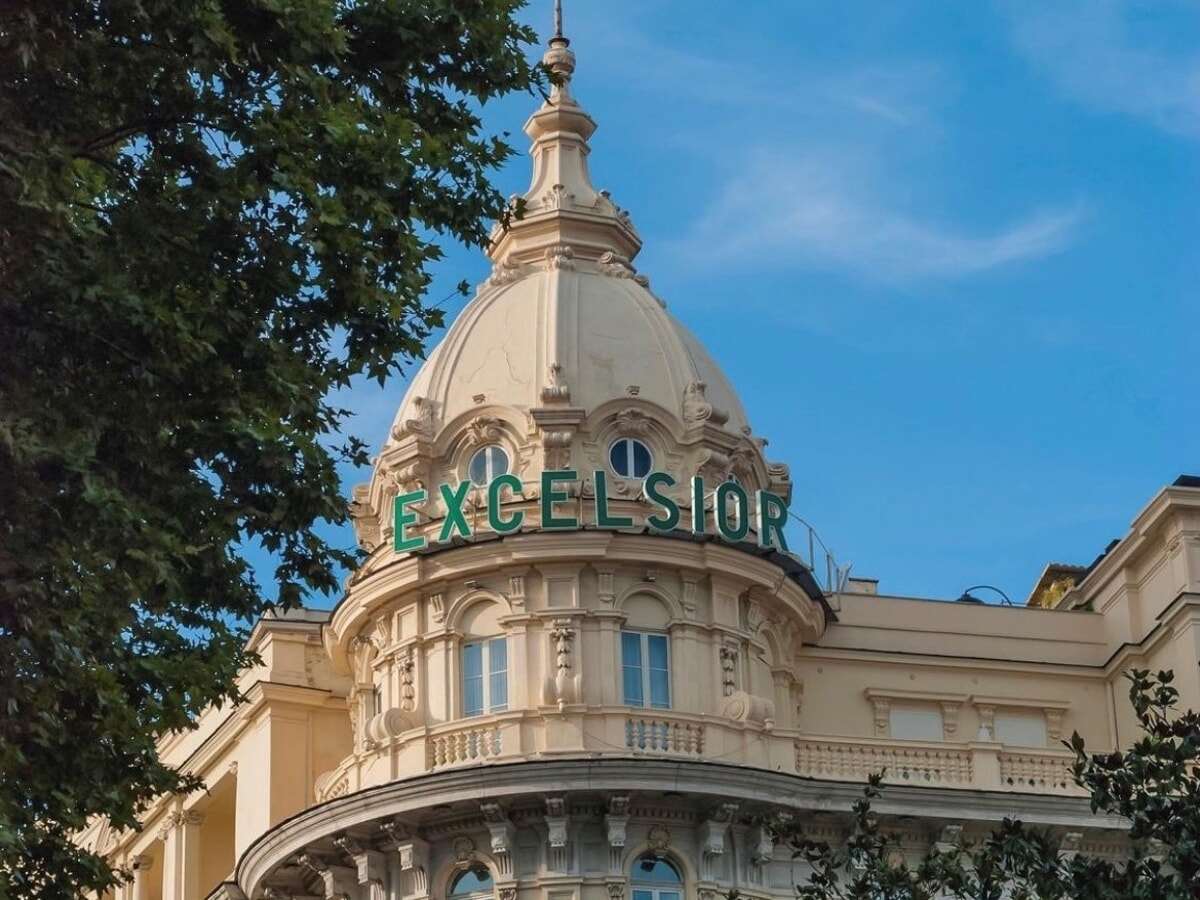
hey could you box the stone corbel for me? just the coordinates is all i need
[545,797,570,872]
[394,837,430,899]
[931,824,963,854]
[1058,831,1083,861]
[352,850,387,900]
[481,803,517,878]
[696,804,736,880]
[748,825,775,884]
[605,795,629,873]
[319,865,359,900]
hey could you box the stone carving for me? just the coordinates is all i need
[683,382,729,427]
[977,705,995,741]
[428,592,445,625]
[872,697,891,738]
[719,646,737,696]
[545,244,576,270]
[489,254,528,287]
[1045,707,1064,743]
[541,363,571,404]
[729,445,756,484]
[349,484,382,551]
[453,836,476,863]
[597,570,615,605]
[696,448,731,489]
[598,250,636,278]
[941,701,961,739]
[606,883,625,900]
[541,183,577,210]
[723,691,775,730]
[542,430,573,470]
[394,396,435,439]
[546,619,579,710]
[399,649,416,712]
[613,408,652,438]
[499,889,517,900]
[467,415,504,446]
[647,825,670,856]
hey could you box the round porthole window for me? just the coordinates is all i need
[608,437,653,479]
[468,445,509,486]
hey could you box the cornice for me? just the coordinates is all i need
[236,758,1124,894]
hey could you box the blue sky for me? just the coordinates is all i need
[327,0,1199,606]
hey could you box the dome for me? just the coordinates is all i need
[387,268,751,446]
[350,28,791,551]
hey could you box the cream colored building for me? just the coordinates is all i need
[84,24,1200,900]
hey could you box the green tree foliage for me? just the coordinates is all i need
[763,670,1200,900]
[0,1,540,895]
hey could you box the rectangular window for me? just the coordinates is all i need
[463,638,508,717]
[889,707,944,741]
[994,712,1047,747]
[621,631,670,709]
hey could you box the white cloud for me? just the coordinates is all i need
[1003,0,1200,138]
[675,151,1087,282]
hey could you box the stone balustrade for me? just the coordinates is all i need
[314,710,1086,803]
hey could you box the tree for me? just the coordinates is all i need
[762,670,1200,900]
[0,1,541,896]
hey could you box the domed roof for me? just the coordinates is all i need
[350,22,791,551]
[387,27,749,445]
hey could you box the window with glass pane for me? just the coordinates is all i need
[462,637,508,717]
[621,631,670,709]
[608,438,653,478]
[469,445,509,486]
[450,868,494,896]
[632,855,682,900]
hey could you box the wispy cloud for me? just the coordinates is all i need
[674,151,1087,282]
[1002,0,1200,138]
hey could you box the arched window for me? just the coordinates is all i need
[460,602,508,718]
[449,867,494,897]
[608,437,653,479]
[469,445,510,486]
[631,855,682,900]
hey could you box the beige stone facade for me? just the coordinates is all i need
[85,25,1200,900]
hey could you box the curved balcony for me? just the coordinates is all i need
[315,708,1086,804]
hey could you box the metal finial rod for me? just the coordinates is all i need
[554,0,563,38]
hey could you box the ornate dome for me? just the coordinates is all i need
[350,27,791,552]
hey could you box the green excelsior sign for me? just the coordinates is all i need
[393,469,789,554]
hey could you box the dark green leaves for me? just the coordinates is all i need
[0,1,540,896]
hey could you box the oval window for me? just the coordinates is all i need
[469,445,509,486]
[608,438,653,479]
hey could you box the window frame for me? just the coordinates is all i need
[462,635,509,718]
[448,867,495,898]
[468,444,510,486]
[621,629,671,709]
[630,854,683,900]
[608,437,654,479]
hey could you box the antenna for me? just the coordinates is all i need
[554,0,563,39]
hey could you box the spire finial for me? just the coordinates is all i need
[542,0,575,94]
